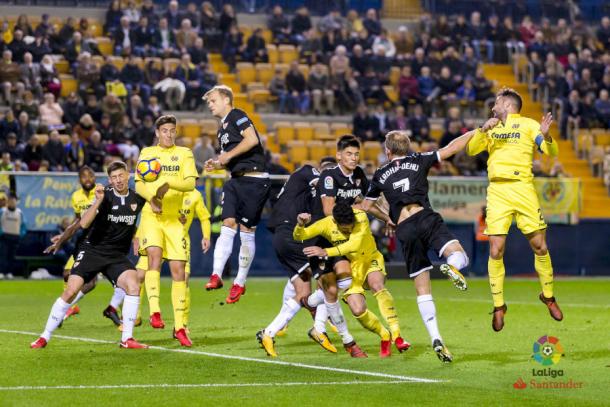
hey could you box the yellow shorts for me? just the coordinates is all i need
[136,236,191,274]
[486,180,547,235]
[138,212,188,261]
[343,251,386,298]
[64,255,75,271]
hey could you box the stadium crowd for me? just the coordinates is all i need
[0,1,607,179]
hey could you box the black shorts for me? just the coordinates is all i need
[395,208,458,278]
[222,176,271,228]
[272,224,312,280]
[309,237,349,279]
[71,247,135,286]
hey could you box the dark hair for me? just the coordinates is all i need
[320,156,337,166]
[332,202,355,226]
[78,165,94,176]
[337,135,360,152]
[107,160,128,175]
[155,114,177,129]
[497,87,522,112]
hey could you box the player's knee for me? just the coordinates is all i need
[124,281,140,296]
[489,243,505,259]
[349,300,367,317]
[223,218,237,229]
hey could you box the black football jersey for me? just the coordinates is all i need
[218,108,267,173]
[267,164,320,230]
[316,165,369,216]
[82,187,146,253]
[366,151,440,223]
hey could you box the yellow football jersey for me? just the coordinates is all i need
[467,113,559,182]
[293,210,379,262]
[71,188,96,217]
[137,144,198,217]
[180,189,211,240]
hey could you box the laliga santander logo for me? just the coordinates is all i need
[532,335,564,366]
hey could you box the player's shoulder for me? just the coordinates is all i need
[186,189,202,201]
[139,146,159,158]
[354,165,367,177]
[319,165,339,177]
[174,145,194,156]
[518,116,540,129]
[229,108,249,121]
[296,164,320,176]
[353,209,369,223]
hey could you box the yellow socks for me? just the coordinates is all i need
[535,252,554,298]
[355,309,391,341]
[136,284,144,321]
[171,280,187,331]
[488,257,506,307]
[145,270,161,315]
[373,288,401,341]
[183,283,191,327]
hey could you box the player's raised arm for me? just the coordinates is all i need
[79,184,105,229]
[466,118,499,156]
[293,213,328,241]
[439,129,476,160]
[535,112,559,157]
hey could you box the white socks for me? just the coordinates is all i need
[417,294,442,344]
[307,289,325,308]
[234,231,255,287]
[121,295,140,342]
[324,300,354,344]
[212,226,237,278]
[264,298,301,337]
[109,287,126,309]
[447,251,469,270]
[313,302,328,333]
[69,291,85,306]
[282,280,296,303]
[42,298,71,341]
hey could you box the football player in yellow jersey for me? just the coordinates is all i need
[293,203,411,358]
[466,88,564,331]
[135,189,211,331]
[135,115,198,347]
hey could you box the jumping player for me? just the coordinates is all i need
[136,114,198,346]
[466,88,563,331]
[360,129,475,362]
[203,85,271,304]
[32,161,148,349]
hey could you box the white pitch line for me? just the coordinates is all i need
[0,380,410,392]
[1,329,445,384]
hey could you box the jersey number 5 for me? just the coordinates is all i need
[393,178,410,192]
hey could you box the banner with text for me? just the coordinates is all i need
[14,173,109,231]
[11,174,581,231]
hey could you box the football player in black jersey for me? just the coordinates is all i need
[203,85,271,304]
[256,158,365,358]
[32,161,150,349]
[361,129,480,362]
[303,135,399,354]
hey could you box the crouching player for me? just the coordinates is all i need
[294,202,411,358]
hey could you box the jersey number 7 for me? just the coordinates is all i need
[393,178,410,192]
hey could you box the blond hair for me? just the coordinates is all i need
[203,85,234,105]
[385,130,411,156]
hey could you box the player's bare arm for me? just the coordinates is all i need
[79,184,105,229]
[321,196,336,216]
[438,129,477,161]
[540,112,553,142]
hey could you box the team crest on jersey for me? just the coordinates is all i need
[130,204,137,211]
[184,199,191,206]
[171,156,179,161]
[512,124,520,129]
[355,179,361,186]
[324,176,334,189]
[223,122,228,129]
[143,238,147,245]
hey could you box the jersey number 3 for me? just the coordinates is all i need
[393,178,410,192]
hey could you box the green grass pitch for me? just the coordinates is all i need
[0,277,608,406]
